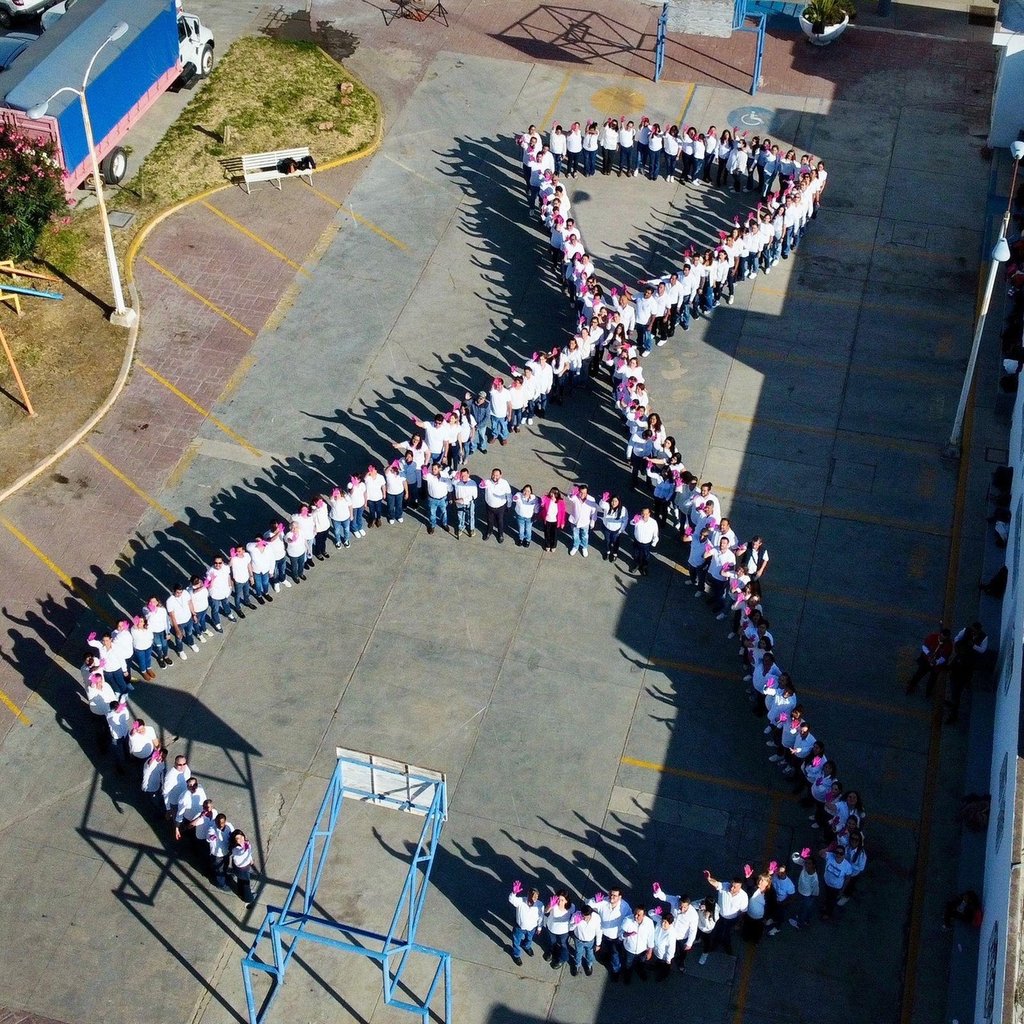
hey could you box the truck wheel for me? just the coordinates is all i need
[100,146,128,186]
[200,43,214,76]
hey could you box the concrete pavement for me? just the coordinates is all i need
[0,7,999,1024]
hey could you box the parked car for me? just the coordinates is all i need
[0,30,36,69]
[0,0,58,29]
[40,0,76,31]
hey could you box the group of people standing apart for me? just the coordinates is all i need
[501,111,870,974]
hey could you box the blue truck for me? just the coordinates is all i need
[0,0,213,194]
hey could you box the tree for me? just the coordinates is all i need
[0,123,67,262]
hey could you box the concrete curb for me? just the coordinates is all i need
[0,56,383,508]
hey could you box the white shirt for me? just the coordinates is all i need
[141,756,165,794]
[207,565,232,601]
[484,478,512,508]
[364,473,386,501]
[509,893,544,930]
[166,593,192,627]
[568,494,597,528]
[424,472,453,500]
[717,885,749,919]
[329,494,351,521]
[176,784,208,824]
[652,922,676,961]
[545,902,575,935]
[145,605,169,633]
[128,724,157,759]
[572,913,601,945]
[588,896,632,938]
[633,517,659,545]
[229,552,252,584]
[162,764,190,809]
[621,915,656,954]
[514,493,539,518]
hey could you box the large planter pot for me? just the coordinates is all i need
[798,13,849,45]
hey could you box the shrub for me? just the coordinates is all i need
[0,123,67,261]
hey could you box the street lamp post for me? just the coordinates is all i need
[945,140,1024,458]
[28,21,137,329]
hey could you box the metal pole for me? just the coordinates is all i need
[946,147,1023,456]
[0,324,36,416]
[78,90,135,327]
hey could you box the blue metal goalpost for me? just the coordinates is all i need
[240,749,452,1024]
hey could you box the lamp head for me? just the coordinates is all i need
[26,101,48,119]
[1011,141,1024,162]
[993,237,1011,263]
[107,21,128,42]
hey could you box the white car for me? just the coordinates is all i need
[0,0,58,29]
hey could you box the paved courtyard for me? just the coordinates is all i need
[0,12,999,1024]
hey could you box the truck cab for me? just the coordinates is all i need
[176,8,213,84]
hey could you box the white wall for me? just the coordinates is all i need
[989,34,1024,149]
[976,381,1024,1024]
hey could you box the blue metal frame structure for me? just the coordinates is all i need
[733,0,767,95]
[241,751,452,1024]
[653,3,669,82]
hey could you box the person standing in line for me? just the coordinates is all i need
[127,717,157,765]
[144,597,174,667]
[481,468,512,543]
[206,555,235,627]
[617,117,635,176]
[285,524,308,583]
[651,884,698,972]
[106,697,131,774]
[539,487,567,553]
[186,575,213,637]
[651,911,676,980]
[130,614,156,681]
[363,464,386,529]
[207,812,234,890]
[294,505,317,568]
[162,752,191,820]
[508,881,544,965]
[423,463,453,535]
[766,862,795,935]
[632,507,660,576]
[743,872,771,943]
[229,829,257,908]
[175,776,208,843]
[571,905,601,977]
[308,497,330,560]
[599,118,618,175]
[384,461,408,524]
[704,871,748,958]
[263,526,289,593]
[513,485,539,548]
[349,476,368,538]
[789,852,819,929]
[328,488,352,549]
[819,844,853,921]
[141,747,167,818]
[452,468,479,538]
[247,538,275,604]
[228,545,255,618]
[549,122,567,174]
[88,631,131,694]
[589,887,632,979]
[543,890,575,968]
[565,122,583,177]
[620,906,655,983]
[695,895,720,963]
[489,379,512,446]
[600,493,628,563]
[567,485,598,557]
[167,583,199,659]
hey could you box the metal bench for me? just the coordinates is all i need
[222,147,314,194]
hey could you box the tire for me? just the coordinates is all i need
[100,145,127,185]
[200,43,213,77]
[0,7,12,28]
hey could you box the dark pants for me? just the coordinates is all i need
[601,147,616,174]
[543,521,558,550]
[484,505,506,540]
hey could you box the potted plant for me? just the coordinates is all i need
[799,0,854,45]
